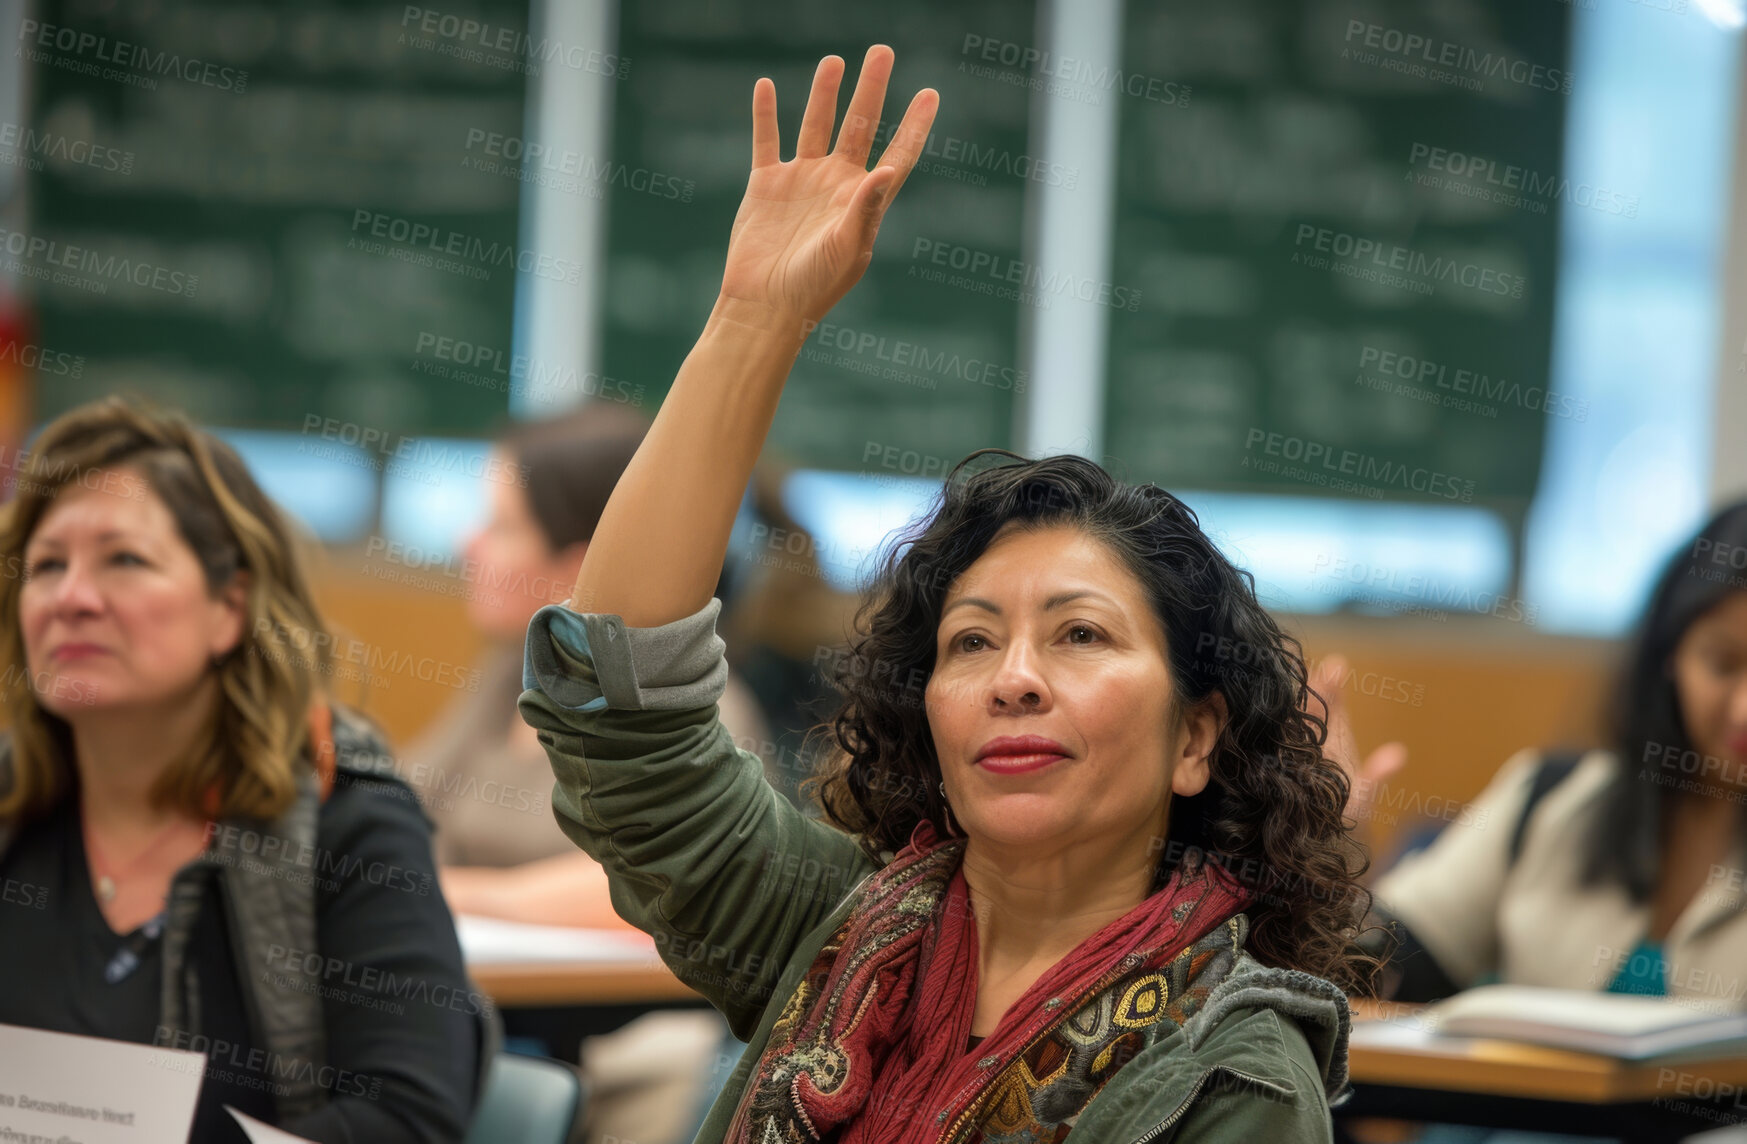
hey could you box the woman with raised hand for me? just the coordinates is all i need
[518,46,1362,1142]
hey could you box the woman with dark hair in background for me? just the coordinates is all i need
[516,46,1363,1141]
[402,403,767,1144]
[0,397,480,1143]
[1367,502,1747,1005]
[409,402,770,920]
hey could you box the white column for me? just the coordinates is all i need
[1712,22,1747,503]
[1014,0,1125,459]
[511,0,617,415]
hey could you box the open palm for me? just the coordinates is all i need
[720,46,939,324]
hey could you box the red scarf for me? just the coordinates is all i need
[728,823,1252,1143]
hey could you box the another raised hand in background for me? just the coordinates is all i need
[1309,655,1410,835]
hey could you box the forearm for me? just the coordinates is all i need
[571,297,807,627]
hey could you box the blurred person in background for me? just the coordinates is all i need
[1359,502,1747,1009]
[403,403,760,1144]
[0,397,480,1143]
[410,401,771,916]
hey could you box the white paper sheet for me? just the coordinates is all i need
[456,914,661,964]
[0,1022,204,1144]
[1434,984,1747,1057]
[1348,1010,1448,1051]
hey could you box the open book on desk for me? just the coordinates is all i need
[1353,985,1747,1061]
[456,914,660,965]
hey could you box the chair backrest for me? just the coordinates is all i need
[463,1052,583,1144]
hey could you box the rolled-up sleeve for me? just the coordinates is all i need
[518,599,875,1037]
[522,599,730,714]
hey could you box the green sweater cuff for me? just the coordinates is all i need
[521,597,729,712]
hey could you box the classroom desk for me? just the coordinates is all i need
[1342,1000,1747,1142]
[469,958,700,1007]
[468,956,709,1062]
[460,917,712,1058]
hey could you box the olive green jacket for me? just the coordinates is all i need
[518,599,1352,1143]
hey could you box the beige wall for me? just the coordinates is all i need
[1291,614,1616,858]
[314,555,1620,860]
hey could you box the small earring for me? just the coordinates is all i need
[938,780,960,837]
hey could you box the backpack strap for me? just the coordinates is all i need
[216,768,331,1121]
[200,702,343,1120]
[1507,748,1586,868]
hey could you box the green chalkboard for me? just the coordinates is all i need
[23,1,528,436]
[598,0,1036,474]
[1103,1,1571,507]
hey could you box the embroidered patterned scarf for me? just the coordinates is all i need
[726,825,1253,1144]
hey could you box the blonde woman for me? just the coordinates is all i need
[0,398,482,1143]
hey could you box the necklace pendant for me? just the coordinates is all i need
[97,875,116,903]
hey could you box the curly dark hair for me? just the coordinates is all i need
[806,449,1375,993]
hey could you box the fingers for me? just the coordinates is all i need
[833,44,895,165]
[750,77,779,168]
[870,86,940,200]
[795,55,846,159]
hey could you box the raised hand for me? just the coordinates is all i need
[719,45,939,326]
[569,48,936,629]
[1308,655,1409,831]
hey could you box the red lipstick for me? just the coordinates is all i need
[974,734,1070,775]
[49,642,109,661]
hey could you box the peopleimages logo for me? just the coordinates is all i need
[349,209,583,284]
[298,415,529,488]
[910,238,1142,312]
[0,227,198,297]
[1292,225,1523,299]
[0,121,134,174]
[1407,143,1637,218]
[400,6,629,78]
[1243,428,1476,502]
[958,34,1191,108]
[18,20,249,92]
[462,130,693,202]
[864,118,1078,189]
[1310,553,1538,625]
[412,332,645,406]
[803,321,1027,392]
[1342,21,1572,95]
[0,338,84,379]
[1355,346,1587,423]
